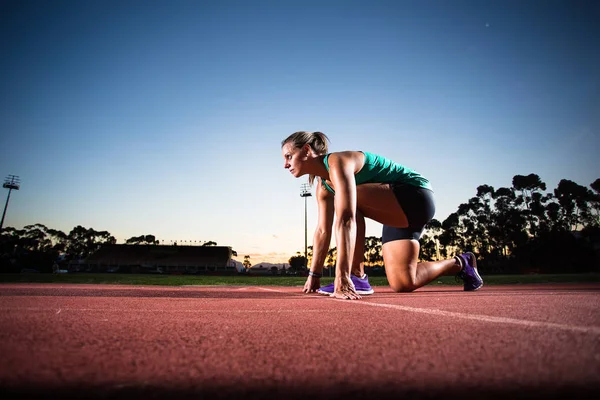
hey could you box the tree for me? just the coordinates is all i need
[126,235,159,245]
[46,227,68,254]
[512,174,547,237]
[66,226,116,260]
[591,179,600,194]
[21,224,53,253]
[288,253,307,273]
[473,185,495,258]
[491,187,527,257]
[325,247,337,273]
[554,179,593,231]
[456,198,486,256]
[306,245,314,267]
[364,236,382,266]
[589,179,600,227]
[439,212,463,257]
[243,255,251,269]
[420,219,442,261]
[0,224,69,272]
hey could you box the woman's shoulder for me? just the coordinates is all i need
[325,151,366,176]
[325,150,364,162]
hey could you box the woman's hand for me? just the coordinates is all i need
[333,276,362,300]
[302,275,321,293]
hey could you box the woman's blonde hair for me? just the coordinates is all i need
[281,131,330,185]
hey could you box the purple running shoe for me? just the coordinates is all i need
[317,274,374,295]
[455,252,483,291]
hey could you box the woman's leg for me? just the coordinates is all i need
[355,183,409,227]
[382,239,461,292]
[355,183,462,291]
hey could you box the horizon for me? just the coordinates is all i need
[1,171,596,266]
[1,0,598,264]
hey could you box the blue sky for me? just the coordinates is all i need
[1,0,598,264]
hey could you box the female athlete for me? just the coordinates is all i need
[281,131,483,300]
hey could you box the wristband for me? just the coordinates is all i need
[308,271,322,278]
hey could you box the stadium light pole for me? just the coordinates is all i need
[0,175,20,231]
[300,183,312,268]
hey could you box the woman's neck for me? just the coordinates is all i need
[306,154,329,180]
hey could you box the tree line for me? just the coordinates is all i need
[2,174,598,274]
[0,225,230,273]
[421,175,600,273]
[297,175,600,275]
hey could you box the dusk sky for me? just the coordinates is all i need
[1,0,598,264]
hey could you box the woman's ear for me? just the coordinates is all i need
[302,144,311,156]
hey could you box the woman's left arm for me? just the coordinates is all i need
[327,152,361,300]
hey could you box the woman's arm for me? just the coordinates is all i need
[303,180,334,293]
[309,180,334,274]
[327,152,361,299]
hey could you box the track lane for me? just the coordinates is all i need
[1,283,599,399]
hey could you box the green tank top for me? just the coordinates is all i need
[320,151,432,194]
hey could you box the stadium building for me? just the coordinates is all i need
[76,244,236,274]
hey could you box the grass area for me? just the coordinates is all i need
[0,272,599,286]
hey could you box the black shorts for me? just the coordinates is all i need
[381,183,435,244]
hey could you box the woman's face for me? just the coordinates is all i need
[282,143,308,178]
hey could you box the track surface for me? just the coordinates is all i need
[1,283,599,399]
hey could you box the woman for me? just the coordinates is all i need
[281,131,483,300]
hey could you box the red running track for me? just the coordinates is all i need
[1,283,599,400]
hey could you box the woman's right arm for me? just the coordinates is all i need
[303,180,334,293]
[309,180,334,274]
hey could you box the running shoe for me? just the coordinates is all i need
[455,252,483,291]
[317,274,375,295]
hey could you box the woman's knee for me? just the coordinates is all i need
[382,240,420,293]
[388,273,417,293]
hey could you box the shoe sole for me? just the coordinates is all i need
[464,251,484,291]
[356,289,374,295]
[317,288,375,295]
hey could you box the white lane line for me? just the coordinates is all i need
[210,286,600,335]
[257,287,291,293]
[351,300,600,335]
[3,286,598,335]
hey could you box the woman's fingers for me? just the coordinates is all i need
[303,277,321,293]
[333,288,362,300]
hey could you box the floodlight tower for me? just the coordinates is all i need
[1,175,20,231]
[300,182,312,268]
